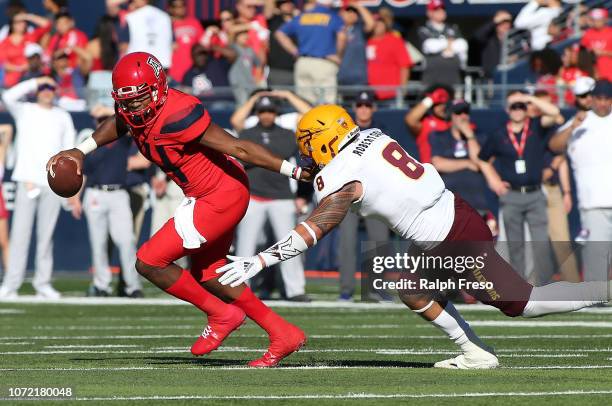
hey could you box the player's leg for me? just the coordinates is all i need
[398,291,498,370]
[0,183,35,297]
[32,187,62,297]
[195,229,306,367]
[107,190,142,295]
[83,190,113,295]
[268,199,306,300]
[136,219,245,354]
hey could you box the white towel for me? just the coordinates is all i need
[173,197,207,249]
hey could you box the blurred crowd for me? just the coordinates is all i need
[0,0,610,301]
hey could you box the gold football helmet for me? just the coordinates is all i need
[296,104,360,169]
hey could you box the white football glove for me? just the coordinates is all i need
[216,255,264,287]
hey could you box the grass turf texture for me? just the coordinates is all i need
[0,279,611,404]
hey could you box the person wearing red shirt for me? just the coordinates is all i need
[557,44,590,105]
[0,13,50,87]
[167,0,204,83]
[366,17,412,100]
[404,86,452,163]
[46,12,88,69]
[580,8,612,81]
[48,53,307,368]
[233,0,269,70]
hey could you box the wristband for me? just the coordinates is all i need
[300,221,318,245]
[76,137,98,155]
[280,160,302,180]
[422,97,434,109]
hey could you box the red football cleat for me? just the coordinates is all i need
[248,324,306,368]
[191,306,246,356]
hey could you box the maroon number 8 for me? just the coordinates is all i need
[382,142,424,180]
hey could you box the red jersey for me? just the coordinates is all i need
[558,67,588,105]
[366,33,412,100]
[46,28,88,68]
[128,88,246,198]
[416,115,450,163]
[580,27,612,81]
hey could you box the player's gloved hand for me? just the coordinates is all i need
[427,88,450,105]
[216,255,264,287]
[46,149,85,175]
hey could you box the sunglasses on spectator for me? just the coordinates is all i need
[38,84,56,92]
[509,102,528,111]
[452,107,470,115]
[355,103,373,108]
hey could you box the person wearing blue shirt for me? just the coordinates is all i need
[473,90,560,284]
[80,106,143,298]
[337,4,374,91]
[275,0,345,104]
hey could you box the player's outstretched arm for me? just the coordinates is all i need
[217,182,361,287]
[200,122,311,181]
[46,113,126,175]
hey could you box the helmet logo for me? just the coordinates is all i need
[147,56,162,78]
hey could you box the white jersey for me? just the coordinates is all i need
[125,5,173,68]
[313,129,455,247]
[567,110,612,209]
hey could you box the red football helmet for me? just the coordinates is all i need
[111,52,168,128]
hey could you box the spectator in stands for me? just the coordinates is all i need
[551,76,595,148]
[378,6,403,38]
[0,0,28,42]
[46,12,88,70]
[50,50,87,111]
[167,0,203,83]
[404,84,452,163]
[276,0,346,104]
[474,90,560,284]
[79,105,143,297]
[338,2,374,93]
[514,0,562,51]
[580,8,612,82]
[229,28,262,105]
[86,15,120,72]
[0,124,13,272]
[125,143,151,246]
[366,14,411,100]
[233,0,269,70]
[0,77,77,300]
[20,43,46,81]
[42,0,68,17]
[230,88,311,133]
[337,91,390,302]
[418,0,468,88]
[235,95,309,302]
[118,0,173,69]
[0,12,50,87]
[557,44,593,106]
[182,43,235,102]
[549,80,612,282]
[528,48,562,100]
[472,9,512,80]
[431,100,489,216]
[264,0,299,87]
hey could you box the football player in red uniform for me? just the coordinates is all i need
[47,52,306,367]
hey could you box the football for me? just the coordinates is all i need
[47,156,83,198]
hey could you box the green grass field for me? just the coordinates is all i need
[1,277,611,405]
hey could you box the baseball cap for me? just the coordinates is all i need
[355,91,375,106]
[591,79,612,98]
[588,8,609,20]
[573,76,596,96]
[24,43,43,58]
[427,0,445,11]
[255,96,279,113]
[450,99,470,115]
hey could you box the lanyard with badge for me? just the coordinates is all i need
[506,119,530,174]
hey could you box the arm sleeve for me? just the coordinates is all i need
[514,1,541,30]
[477,134,495,161]
[1,78,38,116]
[473,21,496,44]
[279,18,296,36]
[331,13,344,33]
[118,22,130,43]
[422,37,448,55]
[168,103,212,144]
[429,132,444,158]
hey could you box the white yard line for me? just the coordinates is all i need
[0,296,609,313]
[1,390,611,401]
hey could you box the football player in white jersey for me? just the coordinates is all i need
[218,105,610,369]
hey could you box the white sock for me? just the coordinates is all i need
[430,302,494,354]
[522,281,609,318]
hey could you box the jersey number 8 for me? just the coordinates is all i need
[382,142,424,180]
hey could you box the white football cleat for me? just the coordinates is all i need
[0,286,18,300]
[434,342,499,370]
[35,285,61,300]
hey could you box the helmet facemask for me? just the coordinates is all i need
[112,83,163,128]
